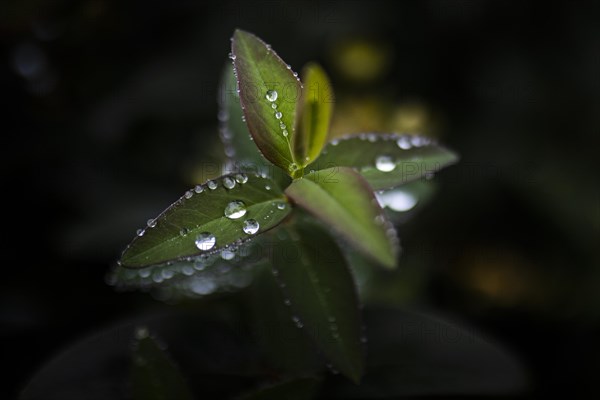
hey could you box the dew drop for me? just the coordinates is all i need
[242,219,259,235]
[282,129,288,137]
[179,227,189,236]
[221,249,235,260]
[139,269,151,278]
[288,163,299,172]
[194,185,204,194]
[265,90,278,102]
[397,136,412,150]
[279,122,286,129]
[234,173,248,184]
[228,52,236,60]
[375,155,396,172]
[330,139,339,146]
[264,184,271,190]
[147,219,157,228]
[136,228,145,237]
[224,200,247,219]
[277,202,286,210]
[222,176,236,189]
[161,269,175,279]
[182,266,194,276]
[184,190,193,199]
[284,299,291,306]
[195,232,216,251]
[207,180,218,190]
[275,111,283,119]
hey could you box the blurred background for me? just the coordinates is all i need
[1,0,598,398]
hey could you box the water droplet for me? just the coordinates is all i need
[147,219,157,228]
[207,180,218,190]
[377,188,418,212]
[277,202,286,210]
[331,139,339,146]
[271,103,278,109]
[221,249,235,260]
[182,266,194,276]
[222,176,236,189]
[284,299,291,306]
[242,219,259,235]
[411,135,427,147]
[195,232,216,251]
[375,155,396,172]
[139,269,151,278]
[224,200,247,219]
[234,173,248,184]
[265,90,278,102]
[282,129,288,137]
[279,122,286,129]
[194,185,204,193]
[161,269,175,279]
[374,215,385,225]
[288,163,299,172]
[184,190,193,199]
[264,184,271,190]
[179,227,189,236]
[293,71,298,77]
[367,133,378,142]
[397,136,412,150]
[136,228,145,237]
[275,111,282,119]
[228,52,236,60]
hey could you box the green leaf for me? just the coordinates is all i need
[231,29,302,177]
[271,219,364,383]
[238,377,321,400]
[294,63,334,166]
[120,173,291,267]
[285,167,399,269]
[308,133,459,190]
[131,328,194,400]
[219,63,266,170]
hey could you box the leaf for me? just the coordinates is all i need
[238,377,321,400]
[270,219,364,383]
[285,167,399,269]
[294,63,334,166]
[131,328,194,400]
[119,173,291,267]
[231,29,302,177]
[248,263,321,374]
[308,133,459,190]
[218,63,267,171]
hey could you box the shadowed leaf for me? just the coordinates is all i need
[270,219,364,383]
[238,377,321,400]
[131,328,194,400]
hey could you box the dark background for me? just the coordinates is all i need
[1,0,598,398]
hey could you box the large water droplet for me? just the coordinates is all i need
[288,163,299,172]
[275,111,282,119]
[207,180,218,190]
[195,232,216,251]
[184,190,193,199]
[242,219,259,235]
[224,200,247,219]
[277,202,286,210]
[194,185,204,193]
[265,90,278,102]
[264,184,271,191]
[179,227,189,236]
[147,219,157,228]
[222,176,236,189]
[136,228,145,237]
[234,173,248,184]
[375,155,396,172]
[282,129,288,137]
